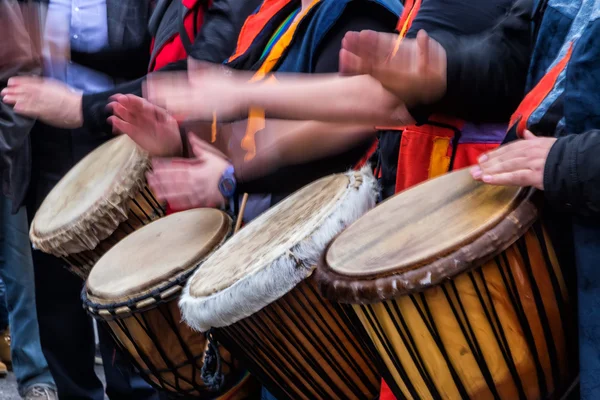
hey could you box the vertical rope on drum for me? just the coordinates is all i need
[472,269,527,400]
[496,252,548,398]
[387,300,440,399]
[441,280,501,399]
[516,237,557,397]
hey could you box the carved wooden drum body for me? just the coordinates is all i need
[30,135,165,279]
[180,171,382,400]
[82,209,253,398]
[317,169,576,400]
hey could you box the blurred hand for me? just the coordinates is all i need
[107,94,182,157]
[147,134,230,211]
[1,76,82,128]
[470,131,557,190]
[340,29,447,107]
[144,61,248,122]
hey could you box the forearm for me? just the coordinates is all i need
[272,121,376,165]
[234,120,375,183]
[240,74,411,126]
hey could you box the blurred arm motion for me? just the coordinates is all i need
[0,0,47,210]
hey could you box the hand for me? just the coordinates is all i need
[340,30,447,107]
[1,76,82,128]
[470,131,557,190]
[147,134,230,211]
[144,61,248,122]
[107,94,182,157]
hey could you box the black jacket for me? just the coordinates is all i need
[411,0,600,217]
[80,0,262,136]
[0,0,45,212]
[544,131,600,217]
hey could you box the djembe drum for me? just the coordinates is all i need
[180,170,382,400]
[30,135,164,279]
[82,209,254,398]
[316,168,576,400]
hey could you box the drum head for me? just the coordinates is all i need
[317,168,531,302]
[30,136,149,255]
[180,170,377,332]
[86,208,231,305]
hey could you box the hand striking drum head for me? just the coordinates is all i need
[316,168,576,400]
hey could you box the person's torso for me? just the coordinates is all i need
[225,0,401,74]
[227,0,400,220]
[378,0,516,198]
[44,0,114,93]
[149,0,207,71]
[523,0,600,137]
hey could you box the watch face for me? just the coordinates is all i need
[221,178,235,193]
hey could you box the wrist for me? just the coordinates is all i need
[218,164,237,199]
[237,84,255,113]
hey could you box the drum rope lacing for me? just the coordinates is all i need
[81,228,234,319]
[201,329,226,392]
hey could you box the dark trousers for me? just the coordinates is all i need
[27,124,162,400]
[32,249,162,400]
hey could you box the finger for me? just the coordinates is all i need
[147,173,191,198]
[109,93,128,104]
[523,130,537,140]
[151,158,198,172]
[123,94,148,112]
[110,102,134,122]
[416,30,430,72]
[1,95,18,105]
[109,116,136,136]
[477,140,535,163]
[479,156,536,176]
[470,165,483,180]
[139,95,169,124]
[7,76,41,87]
[1,86,27,97]
[164,193,195,212]
[482,170,536,187]
[359,30,396,65]
[339,49,368,76]
[342,31,360,55]
[188,134,227,159]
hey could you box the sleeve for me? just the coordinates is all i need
[70,44,151,81]
[237,3,391,193]
[187,0,263,63]
[312,2,399,73]
[81,77,145,134]
[80,58,189,134]
[409,0,534,124]
[544,131,600,217]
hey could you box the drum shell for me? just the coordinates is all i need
[214,278,381,400]
[351,221,576,400]
[65,185,164,280]
[91,297,250,398]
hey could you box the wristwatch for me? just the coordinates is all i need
[218,165,237,199]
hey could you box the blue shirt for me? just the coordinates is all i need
[43,0,115,93]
